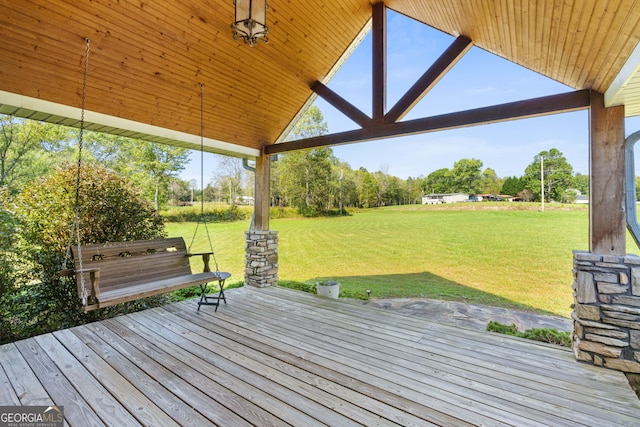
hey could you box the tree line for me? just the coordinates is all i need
[266,107,590,214]
[0,109,595,219]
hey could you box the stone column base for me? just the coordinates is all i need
[572,251,640,373]
[245,230,278,288]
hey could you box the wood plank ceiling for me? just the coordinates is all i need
[1,0,640,157]
[390,0,640,100]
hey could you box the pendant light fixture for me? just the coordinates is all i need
[231,0,269,46]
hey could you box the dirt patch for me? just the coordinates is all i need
[627,373,640,399]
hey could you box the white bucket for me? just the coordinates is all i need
[316,281,340,298]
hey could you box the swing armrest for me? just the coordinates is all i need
[186,252,215,273]
[76,268,101,299]
[58,268,76,277]
[58,267,100,276]
[187,252,215,257]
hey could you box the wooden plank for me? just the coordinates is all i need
[216,306,583,426]
[83,321,258,426]
[190,302,526,425]
[13,338,106,426]
[163,304,473,427]
[589,91,626,255]
[0,343,52,406]
[265,90,591,154]
[2,287,639,426]
[98,273,220,302]
[52,329,181,427]
[126,310,363,427]
[0,346,23,406]
[103,316,296,426]
[139,308,435,427]
[226,289,640,424]
[32,334,142,426]
[258,288,636,396]
[66,327,212,426]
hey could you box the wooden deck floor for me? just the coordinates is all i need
[1,286,639,426]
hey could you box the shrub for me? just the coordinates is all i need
[161,205,247,222]
[0,187,27,343]
[5,163,168,341]
[486,320,571,347]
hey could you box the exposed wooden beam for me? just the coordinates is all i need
[372,2,386,124]
[253,149,271,231]
[589,91,626,255]
[385,35,473,123]
[311,81,372,128]
[265,90,591,155]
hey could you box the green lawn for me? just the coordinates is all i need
[166,204,590,318]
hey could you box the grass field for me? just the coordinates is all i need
[166,203,590,318]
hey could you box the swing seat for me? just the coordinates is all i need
[65,237,231,311]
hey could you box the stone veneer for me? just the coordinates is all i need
[245,230,278,288]
[572,251,640,373]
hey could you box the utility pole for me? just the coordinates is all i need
[339,169,344,215]
[541,155,545,212]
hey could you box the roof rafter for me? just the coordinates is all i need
[311,81,372,128]
[265,90,591,155]
[385,35,473,123]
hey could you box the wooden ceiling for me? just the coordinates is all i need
[1,0,640,157]
[390,0,640,108]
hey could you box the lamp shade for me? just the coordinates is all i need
[231,0,269,46]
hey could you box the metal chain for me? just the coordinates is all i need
[188,83,219,272]
[75,38,90,306]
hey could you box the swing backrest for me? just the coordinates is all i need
[71,237,193,299]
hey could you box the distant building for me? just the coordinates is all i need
[236,196,255,205]
[471,194,514,202]
[422,193,470,204]
[568,189,589,204]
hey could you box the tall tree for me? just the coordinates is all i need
[424,168,453,194]
[359,170,379,208]
[211,156,244,207]
[501,176,527,196]
[286,105,329,139]
[122,141,190,210]
[524,148,574,202]
[273,105,332,214]
[480,167,502,194]
[277,148,335,213]
[451,158,483,193]
[334,163,359,209]
[0,116,73,191]
[573,173,589,195]
[405,176,425,204]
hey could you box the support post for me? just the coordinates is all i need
[572,92,639,375]
[245,148,278,287]
[589,91,626,255]
[253,148,270,231]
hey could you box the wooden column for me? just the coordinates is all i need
[253,148,270,231]
[589,91,626,255]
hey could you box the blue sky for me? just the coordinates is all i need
[183,10,640,184]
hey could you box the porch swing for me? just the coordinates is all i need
[62,40,231,312]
